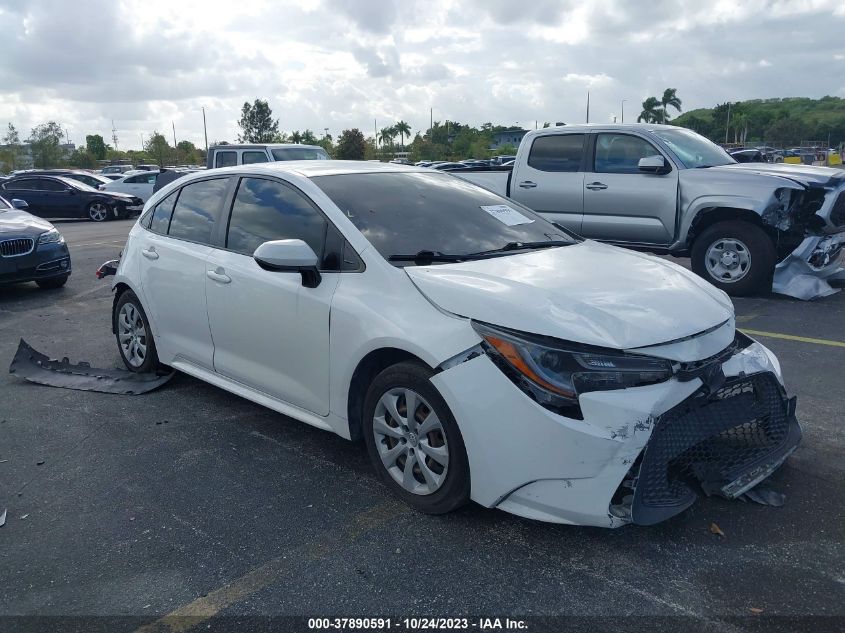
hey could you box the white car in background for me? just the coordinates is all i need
[104,161,800,527]
[100,170,159,203]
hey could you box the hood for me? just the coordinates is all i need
[405,240,734,350]
[102,191,136,200]
[0,209,54,236]
[714,163,845,188]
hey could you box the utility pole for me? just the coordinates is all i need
[621,99,626,123]
[725,102,732,145]
[430,107,433,137]
[111,120,119,152]
[374,118,377,148]
[65,128,70,145]
[202,107,208,153]
[586,92,590,124]
[324,127,329,139]
[172,121,178,165]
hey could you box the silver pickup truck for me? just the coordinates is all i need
[456,124,845,298]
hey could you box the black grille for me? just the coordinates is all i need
[630,372,800,525]
[831,191,845,227]
[0,238,34,257]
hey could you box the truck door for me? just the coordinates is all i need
[510,133,585,233]
[581,133,679,245]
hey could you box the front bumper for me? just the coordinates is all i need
[0,241,71,285]
[431,339,799,527]
[773,232,845,300]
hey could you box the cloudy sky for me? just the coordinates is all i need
[1,0,843,150]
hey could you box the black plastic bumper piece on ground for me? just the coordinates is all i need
[631,372,801,526]
[8,339,173,395]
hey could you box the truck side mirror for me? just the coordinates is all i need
[638,155,669,174]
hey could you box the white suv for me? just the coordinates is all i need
[108,161,800,527]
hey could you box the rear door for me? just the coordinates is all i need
[205,175,340,415]
[581,132,679,244]
[38,178,76,217]
[510,133,586,233]
[1,179,45,216]
[136,176,232,369]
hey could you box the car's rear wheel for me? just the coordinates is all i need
[363,361,470,514]
[114,290,160,373]
[87,201,111,222]
[36,275,69,289]
[691,221,776,296]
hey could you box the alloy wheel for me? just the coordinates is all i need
[88,203,109,222]
[118,303,147,368]
[705,237,752,283]
[372,387,449,495]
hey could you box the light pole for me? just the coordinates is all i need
[202,107,208,153]
[621,99,626,123]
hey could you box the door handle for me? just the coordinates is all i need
[518,181,537,189]
[586,182,608,190]
[141,247,159,260]
[206,268,231,284]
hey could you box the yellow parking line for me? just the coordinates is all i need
[741,328,845,348]
[134,501,401,633]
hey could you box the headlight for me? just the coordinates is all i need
[472,321,673,417]
[38,229,64,245]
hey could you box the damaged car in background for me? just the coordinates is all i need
[90,162,801,527]
[453,124,845,299]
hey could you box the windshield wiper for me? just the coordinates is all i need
[465,240,572,257]
[388,250,469,264]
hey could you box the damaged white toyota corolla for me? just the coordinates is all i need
[109,161,801,527]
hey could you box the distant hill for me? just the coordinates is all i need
[672,96,845,147]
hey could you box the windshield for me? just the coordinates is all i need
[651,128,735,168]
[58,177,98,192]
[272,147,329,161]
[0,195,11,210]
[312,172,574,265]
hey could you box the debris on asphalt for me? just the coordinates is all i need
[740,485,786,507]
[0,509,6,527]
[20,514,28,520]
[749,607,764,615]
[709,522,726,538]
[36,461,44,466]
[8,339,174,395]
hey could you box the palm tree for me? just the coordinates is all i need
[394,120,411,149]
[660,88,682,124]
[638,97,662,123]
[290,130,303,144]
[379,126,396,150]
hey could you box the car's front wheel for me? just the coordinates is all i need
[87,201,111,222]
[363,361,470,514]
[114,290,160,373]
[691,221,776,296]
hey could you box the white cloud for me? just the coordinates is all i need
[0,0,841,149]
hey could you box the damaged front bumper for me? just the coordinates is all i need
[773,232,845,300]
[431,336,800,527]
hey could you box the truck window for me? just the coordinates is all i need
[594,134,663,174]
[242,151,269,164]
[527,135,584,172]
[215,151,237,168]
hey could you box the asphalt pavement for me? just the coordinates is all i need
[0,219,843,633]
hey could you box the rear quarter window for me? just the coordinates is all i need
[167,178,229,245]
[527,134,585,172]
[215,151,237,168]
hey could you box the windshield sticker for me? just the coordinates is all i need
[480,204,534,226]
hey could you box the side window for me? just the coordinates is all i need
[38,178,67,192]
[527,134,585,172]
[124,175,141,184]
[226,177,327,261]
[242,151,269,164]
[168,178,229,245]
[148,191,178,234]
[595,134,664,174]
[215,151,237,168]
[146,173,157,184]
[7,179,37,190]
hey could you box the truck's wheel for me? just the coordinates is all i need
[691,221,775,296]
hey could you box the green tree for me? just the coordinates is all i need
[85,134,108,160]
[379,126,396,150]
[315,133,334,157]
[144,131,172,167]
[660,88,682,124]
[67,148,96,169]
[638,97,662,123]
[394,120,411,149]
[177,140,200,164]
[0,123,22,172]
[28,121,65,168]
[336,128,366,159]
[290,130,303,144]
[237,99,280,143]
[300,129,318,144]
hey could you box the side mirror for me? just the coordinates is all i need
[11,198,28,209]
[638,155,669,174]
[65,187,76,194]
[253,239,322,288]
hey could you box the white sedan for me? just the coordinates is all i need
[105,161,801,527]
[100,170,159,202]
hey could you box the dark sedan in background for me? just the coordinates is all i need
[0,196,71,289]
[22,169,113,190]
[0,174,142,222]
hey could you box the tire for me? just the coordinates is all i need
[114,290,160,373]
[691,221,776,296]
[87,201,111,222]
[363,361,470,515]
[36,274,69,289]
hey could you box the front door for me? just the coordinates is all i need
[581,133,679,244]
[205,176,338,415]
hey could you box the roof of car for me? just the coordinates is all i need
[526,123,681,136]
[208,160,429,179]
[209,143,326,151]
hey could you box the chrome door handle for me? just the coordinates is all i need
[206,268,231,284]
[586,182,608,190]
[518,181,537,189]
[141,247,159,260]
